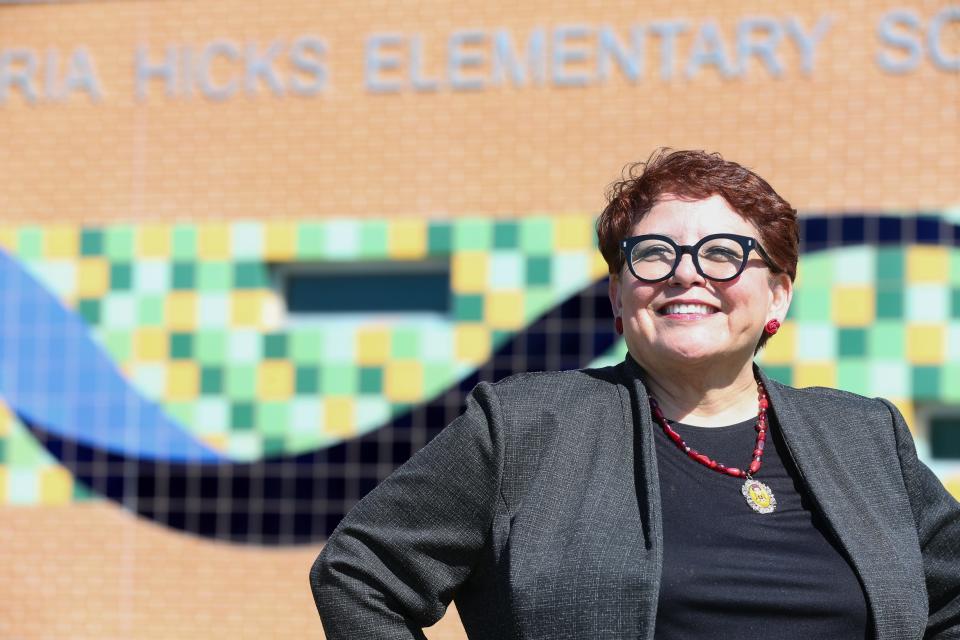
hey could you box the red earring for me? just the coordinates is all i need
[764,319,781,335]
[615,316,624,335]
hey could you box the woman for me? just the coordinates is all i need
[310,149,960,639]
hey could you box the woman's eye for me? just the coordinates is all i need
[636,246,672,260]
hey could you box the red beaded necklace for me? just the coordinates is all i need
[648,378,778,514]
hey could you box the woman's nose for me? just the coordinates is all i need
[669,252,705,287]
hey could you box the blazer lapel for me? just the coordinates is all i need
[756,367,918,639]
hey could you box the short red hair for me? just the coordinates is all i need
[596,148,798,281]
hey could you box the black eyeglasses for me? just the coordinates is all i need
[620,233,780,283]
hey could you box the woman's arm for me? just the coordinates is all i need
[881,398,960,637]
[309,382,506,639]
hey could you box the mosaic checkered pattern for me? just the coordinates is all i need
[1,215,960,510]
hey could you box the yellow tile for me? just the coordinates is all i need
[40,466,73,505]
[324,397,355,438]
[485,291,524,329]
[198,224,231,260]
[907,324,944,364]
[886,398,916,435]
[166,292,197,330]
[906,246,948,283]
[831,287,874,326]
[945,474,960,501]
[76,258,110,298]
[166,362,199,400]
[258,361,294,400]
[389,220,427,258]
[134,328,167,361]
[793,362,836,388]
[231,291,265,326]
[45,225,78,258]
[0,228,17,251]
[0,404,12,437]
[591,251,610,278]
[554,215,592,250]
[758,321,796,364]
[452,251,488,293]
[455,323,491,364]
[356,328,391,365]
[385,360,423,401]
[264,222,297,260]
[137,224,171,258]
[200,434,230,452]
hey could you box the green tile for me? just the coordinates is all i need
[391,329,419,358]
[454,294,484,321]
[231,402,255,429]
[427,223,452,255]
[787,288,830,322]
[520,218,553,254]
[837,361,870,395]
[7,427,43,465]
[423,362,453,396]
[201,366,223,394]
[358,367,382,393]
[195,331,226,363]
[952,288,960,318]
[876,248,904,283]
[263,436,286,456]
[493,222,519,249]
[167,401,194,425]
[912,366,940,399]
[80,228,104,256]
[943,364,960,402]
[951,253,960,285]
[797,253,832,287]
[360,222,388,257]
[169,332,193,359]
[73,479,94,500]
[110,263,132,290]
[172,262,196,290]
[263,333,287,359]
[290,330,323,363]
[171,225,197,259]
[17,228,43,259]
[234,262,269,289]
[104,226,134,260]
[295,366,320,393]
[492,330,512,348]
[321,364,357,394]
[763,365,793,384]
[837,328,867,357]
[77,299,101,325]
[868,322,905,358]
[876,290,904,319]
[226,365,257,398]
[101,330,131,361]
[197,262,231,290]
[453,219,492,250]
[297,223,326,258]
[257,403,289,438]
[137,296,164,326]
[526,256,551,285]
[0,438,6,463]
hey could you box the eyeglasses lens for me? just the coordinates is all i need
[629,237,745,281]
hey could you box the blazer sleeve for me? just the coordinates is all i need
[309,382,506,639]
[880,398,960,637]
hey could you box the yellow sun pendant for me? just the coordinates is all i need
[742,478,777,514]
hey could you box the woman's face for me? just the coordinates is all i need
[609,194,792,371]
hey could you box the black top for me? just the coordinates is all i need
[653,410,871,638]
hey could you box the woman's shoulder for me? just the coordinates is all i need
[478,365,623,404]
[759,371,898,429]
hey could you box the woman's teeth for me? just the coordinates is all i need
[661,304,715,315]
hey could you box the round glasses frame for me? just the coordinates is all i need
[619,233,780,283]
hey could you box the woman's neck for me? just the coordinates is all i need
[637,356,761,427]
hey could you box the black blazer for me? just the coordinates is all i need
[310,356,960,639]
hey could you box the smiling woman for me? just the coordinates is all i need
[310,149,960,640]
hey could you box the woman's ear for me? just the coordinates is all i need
[608,273,623,318]
[768,271,793,321]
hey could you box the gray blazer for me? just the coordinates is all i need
[310,356,960,639]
